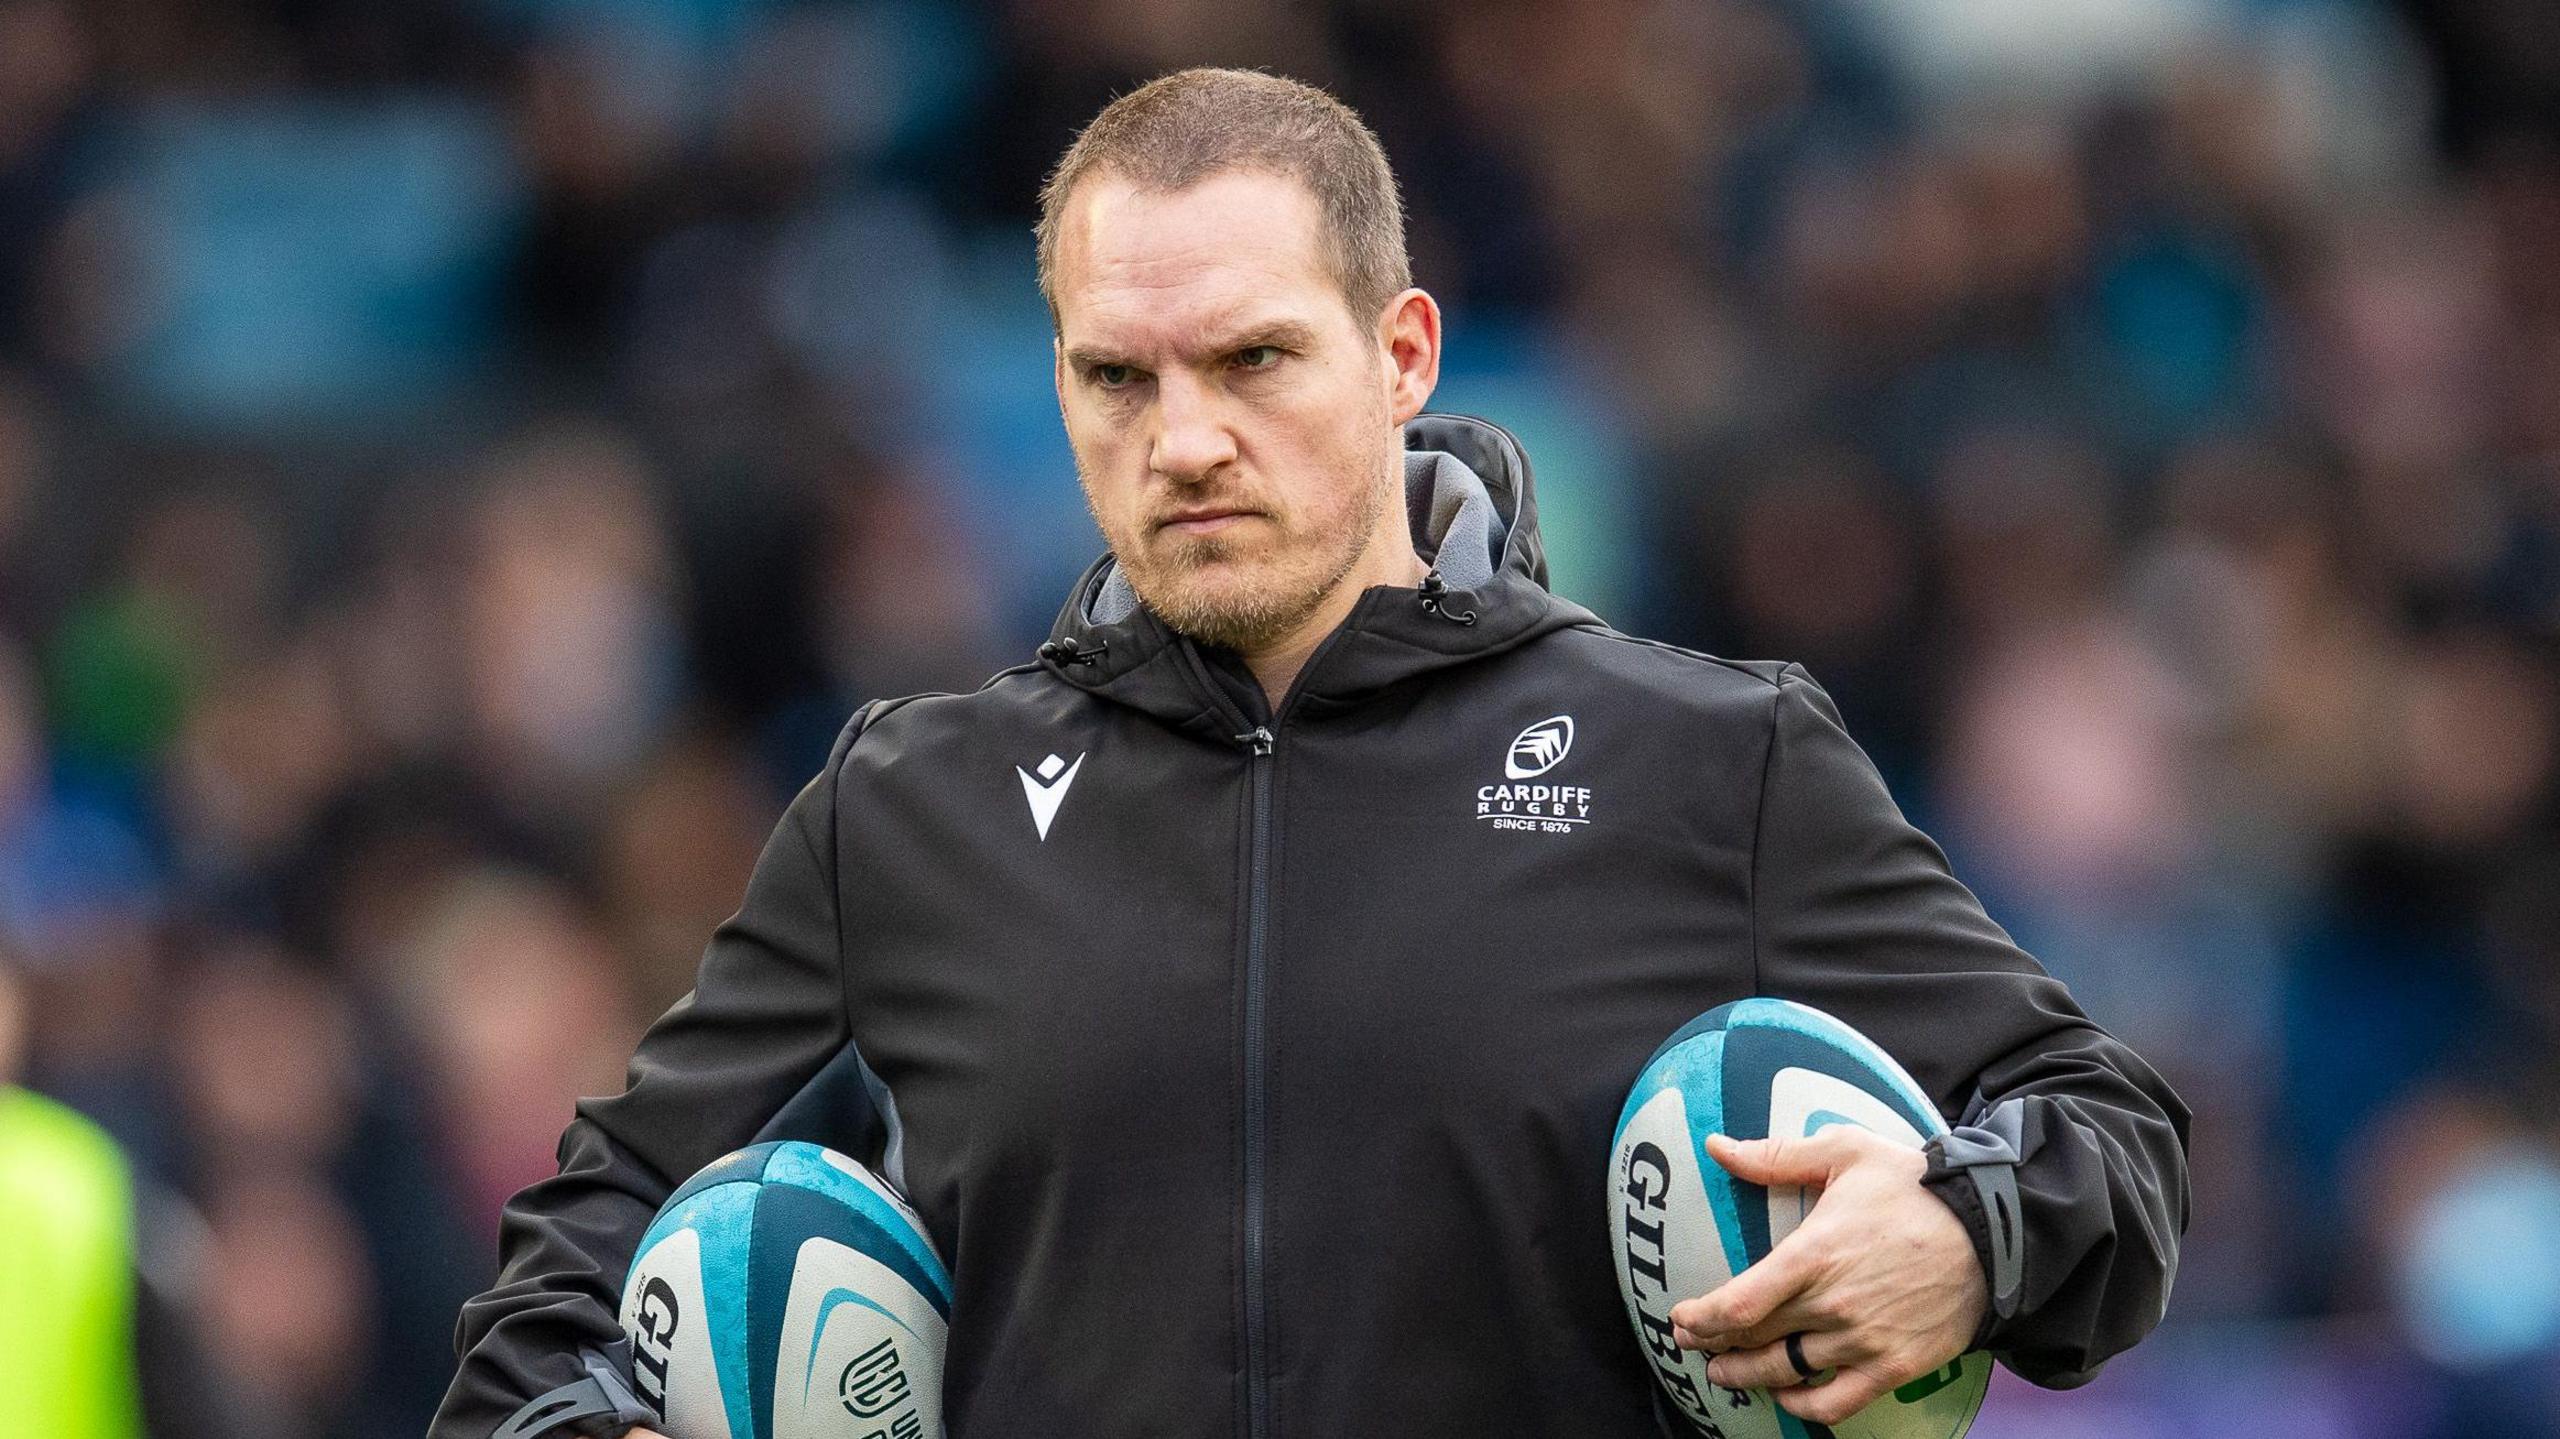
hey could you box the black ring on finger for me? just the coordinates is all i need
[1784,1331,1818,1382]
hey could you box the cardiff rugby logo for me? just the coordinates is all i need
[1479,714,1593,833]
[1505,715,1575,779]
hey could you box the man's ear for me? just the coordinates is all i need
[1378,288,1442,425]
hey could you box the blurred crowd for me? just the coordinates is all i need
[4,0,2560,1434]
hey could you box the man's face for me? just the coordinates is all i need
[1050,168,1401,652]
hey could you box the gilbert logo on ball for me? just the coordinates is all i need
[1609,998,1991,1439]
[621,1141,951,1439]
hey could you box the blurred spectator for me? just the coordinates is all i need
[457,420,686,824]
[0,950,146,1439]
[2,946,243,1439]
[390,866,642,1235]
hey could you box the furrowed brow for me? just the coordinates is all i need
[1064,319,1323,374]
[1063,344,1138,372]
[1215,320,1320,354]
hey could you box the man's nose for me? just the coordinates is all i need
[1149,373,1239,484]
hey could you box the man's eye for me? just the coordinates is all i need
[1234,346,1281,370]
[1093,364,1136,388]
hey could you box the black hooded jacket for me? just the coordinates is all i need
[433,413,2190,1439]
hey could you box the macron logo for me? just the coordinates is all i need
[1016,752,1086,841]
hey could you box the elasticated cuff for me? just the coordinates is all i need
[494,1342,660,1439]
[1920,1102,2026,1350]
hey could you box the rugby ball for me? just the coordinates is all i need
[620,1141,951,1439]
[1608,998,1991,1439]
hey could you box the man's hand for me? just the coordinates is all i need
[1668,1128,1986,1427]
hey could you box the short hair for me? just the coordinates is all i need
[1035,67,1412,329]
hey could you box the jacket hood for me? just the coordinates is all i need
[1037,412,1600,741]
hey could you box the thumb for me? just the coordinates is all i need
[1706,1131,1846,1186]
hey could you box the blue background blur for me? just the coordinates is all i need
[4,0,2560,1434]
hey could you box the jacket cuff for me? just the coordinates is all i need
[1919,1103,2026,1350]
[494,1342,659,1439]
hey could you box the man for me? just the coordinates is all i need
[436,67,2188,1439]
[3,952,249,1439]
[0,957,142,1439]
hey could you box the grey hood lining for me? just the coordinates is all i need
[1085,447,1505,626]
[1409,448,1502,589]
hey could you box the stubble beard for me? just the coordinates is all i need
[1093,429,1399,655]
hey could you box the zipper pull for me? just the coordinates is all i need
[1234,725,1275,756]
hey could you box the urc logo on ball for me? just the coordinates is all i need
[839,1337,927,1438]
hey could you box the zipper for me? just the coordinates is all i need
[1178,614,1363,1439]
[1239,720,1276,1439]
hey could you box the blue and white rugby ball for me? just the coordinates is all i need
[1609,998,1991,1439]
[621,1141,951,1439]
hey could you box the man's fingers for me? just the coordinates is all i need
[1702,1330,1857,1393]
[1668,1229,1826,1339]
[1679,1288,1838,1356]
[1705,1130,1858,1188]
[1776,1364,1894,1426]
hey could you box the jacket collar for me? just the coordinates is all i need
[1037,412,1599,742]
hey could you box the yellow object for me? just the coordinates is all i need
[0,1086,144,1439]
